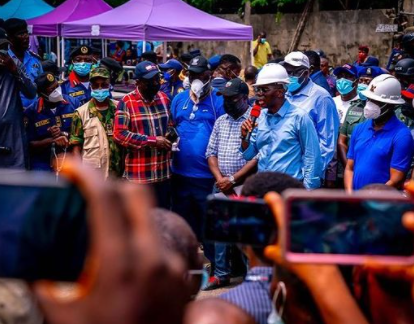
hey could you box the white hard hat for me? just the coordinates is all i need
[361,74,405,105]
[252,63,290,86]
[281,51,310,69]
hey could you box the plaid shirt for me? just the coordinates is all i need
[114,89,171,184]
[206,108,252,176]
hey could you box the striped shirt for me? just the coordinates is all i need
[219,267,273,324]
[114,89,171,184]
[205,108,251,176]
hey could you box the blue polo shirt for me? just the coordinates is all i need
[347,115,414,190]
[170,88,225,178]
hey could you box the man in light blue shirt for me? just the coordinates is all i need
[281,51,339,175]
[241,63,322,189]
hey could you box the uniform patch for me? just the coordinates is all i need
[47,74,54,82]
[70,90,85,97]
[62,113,75,119]
[81,46,88,54]
[35,119,50,127]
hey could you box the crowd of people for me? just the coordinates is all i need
[1,15,414,324]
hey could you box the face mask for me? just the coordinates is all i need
[287,75,305,93]
[364,100,387,119]
[191,78,210,99]
[260,38,266,44]
[141,83,161,101]
[91,88,110,102]
[268,282,286,324]
[73,62,92,77]
[47,86,64,103]
[336,78,355,96]
[357,84,368,100]
[358,53,367,61]
[183,76,190,90]
[224,97,248,118]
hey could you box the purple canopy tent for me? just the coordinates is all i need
[61,0,253,41]
[27,0,112,37]
[27,0,112,67]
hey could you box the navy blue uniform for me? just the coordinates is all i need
[160,79,185,101]
[61,71,91,105]
[25,95,79,171]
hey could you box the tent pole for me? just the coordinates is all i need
[57,36,61,67]
[101,39,104,59]
[250,41,254,65]
[163,42,167,62]
[142,41,146,54]
[61,37,65,78]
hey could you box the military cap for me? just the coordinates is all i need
[35,72,58,92]
[70,45,93,59]
[3,18,28,36]
[89,66,110,80]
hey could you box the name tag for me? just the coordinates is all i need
[62,113,75,119]
[70,90,85,97]
[348,110,363,117]
[35,119,50,127]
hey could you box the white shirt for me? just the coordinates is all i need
[333,95,359,124]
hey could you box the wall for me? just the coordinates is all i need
[176,9,396,68]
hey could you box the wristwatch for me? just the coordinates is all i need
[229,175,236,185]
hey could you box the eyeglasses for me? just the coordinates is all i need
[254,84,283,94]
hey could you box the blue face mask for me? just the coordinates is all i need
[357,83,368,100]
[73,62,93,77]
[287,76,303,93]
[91,88,110,102]
[336,78,355,95]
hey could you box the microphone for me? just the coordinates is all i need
[245,103,262,142]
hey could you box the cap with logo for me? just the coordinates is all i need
[3,18,27,36]
[357,66,384,78]
[159,59,183,72]
[208,55,222,70]
[35,72,58,92]
[70,45,93,59]
[217,78,249,96]
[281,52,310,69]
[0,28,10,47]
[134,61,160,80]
[90,66,110,81]
[333,64,358,77]
[188,56,210,73]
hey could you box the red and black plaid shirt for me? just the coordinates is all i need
[114,89,171,184]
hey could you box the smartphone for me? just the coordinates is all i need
[283,189,414,265]
[165,126,179,143]
[0,170,88,281]
[204,195,276,246]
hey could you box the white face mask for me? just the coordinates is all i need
[183,76,190,90]
[48,86,64,103]
[191,78,210,99]
[364,100,386,119]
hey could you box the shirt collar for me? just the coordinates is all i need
[69,71,82,87]
[88,99,116,118]
[266,100,290,118]
[369,114,399,131]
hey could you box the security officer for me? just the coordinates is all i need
[4,18,43,108]
[159,59,184,100]
[394,58,414,90]
[61,45,94,105]
[25,72,80,171]
[389,33,414,72]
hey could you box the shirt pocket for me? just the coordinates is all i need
[83,127,100,150]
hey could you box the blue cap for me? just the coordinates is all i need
[134,61,159,80]
[159,59,183,72]
[357,66,384,78]
[208,55,222,70]
[333,64,358,77]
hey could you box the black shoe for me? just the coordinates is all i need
[202,276,230,291]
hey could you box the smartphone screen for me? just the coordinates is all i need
[204,195,276,246]
[0,171,88,281]
[284,190,414,263]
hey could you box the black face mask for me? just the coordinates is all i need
[224,97,248,118]
[140,80,161,101]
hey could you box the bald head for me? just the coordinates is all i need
[184,299,256,324]
[244,65,258,83]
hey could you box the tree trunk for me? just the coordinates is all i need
[244,0,252,66]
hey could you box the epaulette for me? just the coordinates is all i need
[29,51,42,60]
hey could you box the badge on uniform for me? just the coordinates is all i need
[106,122,113,136]
[81,46,88,54]
[55,116,62,128]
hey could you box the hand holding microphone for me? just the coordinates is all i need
[241,103,262,143]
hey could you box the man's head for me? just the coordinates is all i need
[304,50,321,74]
[100,57,124,85]
[281,52,310,93]
[394,58,414,89]
[358,45,369,62]
[0,28,11,52]
[216,54,242,80]
[258,31,267,44]
[253,63,290,108]
[357,66,385,86]
[151,208,203,301]
[70,45,94,78]
[361,74,405,120]
[4,18,29,52]
[134,61,161,101]
[218,78,249,119]
[159,59,183,83]
[243,65,258,84]
[333,64,359,97]
[140,51,157,64]
[402,33,414,54]
[188,56,212,99]
[35,72,63,104]
[320,57,329,76]
[116,41,124,50]
[89,67,111,103]
[42,60,64,80]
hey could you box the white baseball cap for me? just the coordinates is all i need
[281,51,310,69]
